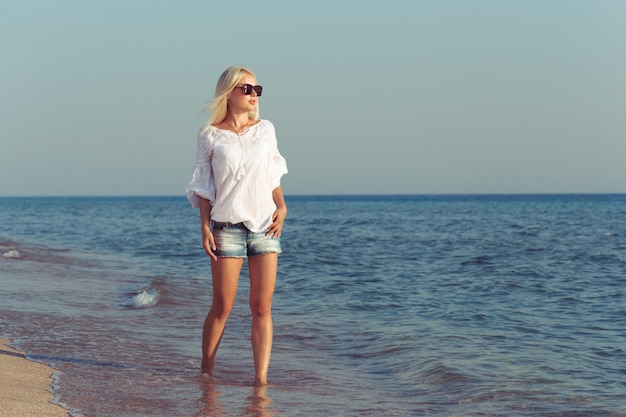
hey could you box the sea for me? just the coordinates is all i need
[1,194,625,417]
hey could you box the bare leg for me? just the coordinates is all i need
[202,257,244,375]
[248,253,278,384]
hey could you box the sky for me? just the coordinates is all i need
[1,0,625,196]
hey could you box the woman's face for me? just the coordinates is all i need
[228,73,259,114]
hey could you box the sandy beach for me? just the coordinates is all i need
[0,339,69,417]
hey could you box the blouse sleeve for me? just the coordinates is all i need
[267,123,288,189]
[185,129,216,208]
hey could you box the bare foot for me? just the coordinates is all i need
[201,366,214,378]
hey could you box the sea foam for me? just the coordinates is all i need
[2,249,20,258]
[123,290,159,309]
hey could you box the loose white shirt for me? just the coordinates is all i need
[185,119,288,232]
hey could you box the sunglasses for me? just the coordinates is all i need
[234,83,263,97]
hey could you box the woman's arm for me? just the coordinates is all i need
[266,186,287,238]
[199,197,217,261]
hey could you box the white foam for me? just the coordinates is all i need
[125,290,159,308]
[2,249,20,258]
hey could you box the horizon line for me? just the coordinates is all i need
[1,192,625,199]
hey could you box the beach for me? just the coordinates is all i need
[1,195,625,416]
[0,339,68,417]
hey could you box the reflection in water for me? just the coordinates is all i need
[197,377,278,417]
[197,376,225,417]
[243,384,278,417]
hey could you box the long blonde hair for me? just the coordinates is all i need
[204,66,260,128]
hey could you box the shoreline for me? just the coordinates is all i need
[0,338,69,417]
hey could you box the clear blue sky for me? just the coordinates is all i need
[1,0,625,196]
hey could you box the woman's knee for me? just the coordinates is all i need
[249,298,272,317]
[210,300,235,319]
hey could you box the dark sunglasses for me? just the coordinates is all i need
[234,83,263,96]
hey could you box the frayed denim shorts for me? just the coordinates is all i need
[212,221,282,258]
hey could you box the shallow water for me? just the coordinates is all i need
[1,195,625,416]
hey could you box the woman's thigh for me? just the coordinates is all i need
[210,257,244,310]
[248,254,278,310]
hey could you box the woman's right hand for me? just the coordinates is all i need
[202,227,218,262]
[199,198,217,261]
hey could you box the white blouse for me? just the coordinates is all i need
[185,119,288,232]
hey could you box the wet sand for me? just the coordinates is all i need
[0,339,69,417]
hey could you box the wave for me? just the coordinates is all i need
[0,238,89,267]
[119,275,178,309]
[122,289,160,309]
[2,249,20,258]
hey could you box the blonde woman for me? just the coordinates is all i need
[186,66,288,385]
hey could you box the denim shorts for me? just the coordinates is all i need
[212,221,282,258]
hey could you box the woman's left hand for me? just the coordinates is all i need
[266,205,287,238]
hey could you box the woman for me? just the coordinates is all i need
[186,66,288,385]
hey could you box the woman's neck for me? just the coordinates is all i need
[214,113,259,134]
[225,114,251,132]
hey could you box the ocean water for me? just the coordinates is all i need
[1,194,625,417]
